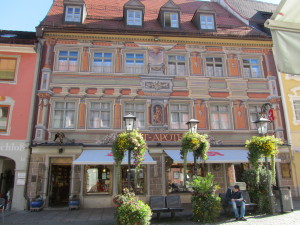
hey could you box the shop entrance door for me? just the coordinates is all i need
[49,164,71,207]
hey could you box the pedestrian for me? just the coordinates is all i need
[226,185,247,221]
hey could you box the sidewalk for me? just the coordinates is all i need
[1,198,300,225]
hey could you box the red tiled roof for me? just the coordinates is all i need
[39,0,269,39]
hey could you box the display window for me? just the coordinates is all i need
[85,165,112,194]
[121,165,146,195]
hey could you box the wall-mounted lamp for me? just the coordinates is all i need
[58,148,64,154]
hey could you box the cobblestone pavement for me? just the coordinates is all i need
[2,198,300,225]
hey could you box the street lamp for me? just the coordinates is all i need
[253,115,275,215]
[123,113,136,190]
[186,119,199,176]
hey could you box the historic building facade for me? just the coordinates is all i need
[29,0,289,208]
[0,30,39,210]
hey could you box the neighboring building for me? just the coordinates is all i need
[30,0,288,208]
[265,0,300,196]
[0,30,39,210]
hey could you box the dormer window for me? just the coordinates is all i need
[192,3,216,31]
[65,6,82,22]
[164,12,179,28]
[159,0,181,29]
[127,10,142,26]
[124,0,145,27]
[200,14,215,30]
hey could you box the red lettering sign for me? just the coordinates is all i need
[106,152,113,156]
[207,151,224,157]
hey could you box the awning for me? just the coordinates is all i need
[265,0,300,75]
[164,150,249,164]
[164,150,281,164]
[73,150,156,165]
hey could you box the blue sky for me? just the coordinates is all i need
[0,0,281,32]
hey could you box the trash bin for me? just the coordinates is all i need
[278,186,294,212]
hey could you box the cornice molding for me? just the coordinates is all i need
[43,33,273,48]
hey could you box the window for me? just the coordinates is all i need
[88,102,111,129]
[86,165,112,194]
[0,105,10,132]
[127,10,142,26]
[92,52,113,73]
[210,105,231,130]
[166,163,207,193]
[53,102,76,129]
[121,166,146,195]
[0,57,17,81]
[125,53,145,74]
[57,50,79,72]
[170,104,189,129]
[243,58,262,78]
[205,57,224,77]
[167,55,186,75]
[65,6,82,22]
[293,100,300,121]
[164,12,179,28]
[125,103,145,128]
[249,105,272,130]
[249,105,261,130]
[200,14,215,30]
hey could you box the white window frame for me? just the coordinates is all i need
[0,97,14,136]
[249,105,262,130]
[0,55,20,84]
[205,56,225,77]
[169,103,189,130]
[88,102,111,129]
[55,49,80,72]
[200,14,215,30]
[124,52,145,74]
[124,102,146,129]
[91,51,113,73]
[241,57,263,78]
[167,55,187,75]
[289,87,300,125]
[164,12,179,28]
[52,101,77,129]
[127,9,142,26]
[65,6,82,22]
[210,104,232,130]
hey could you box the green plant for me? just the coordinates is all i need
[245,135,282,182]
[188,173,221,223]
[242,168,273,214]
[112,129,148,193]
[114,189,152,225]
[180,132,210,185]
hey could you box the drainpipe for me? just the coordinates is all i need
[24,38,44,210]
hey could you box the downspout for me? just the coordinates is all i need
[24,38,44,209]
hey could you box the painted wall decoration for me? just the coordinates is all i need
[153,104,163,125]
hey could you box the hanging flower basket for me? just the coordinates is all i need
[245,135,283,182]
[180,132,210,160]
[112,129,147,168]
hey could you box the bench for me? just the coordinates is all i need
[220,190,258,216]
[149,195,184,221]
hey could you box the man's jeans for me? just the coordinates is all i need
[229,200,245,218]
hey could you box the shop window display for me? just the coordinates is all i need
[166,164,207,193]
[85,165,112,194]
[121,165,146,195]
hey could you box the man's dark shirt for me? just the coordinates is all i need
[226,188,243,201]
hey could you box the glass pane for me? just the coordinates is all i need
[126,53,134,59]
[104,53,112,58]
[65,111,74,128]
[70,51,78,57]
[170,104,179,111]
[55,102,65,109]
[66,102,75,109]
[165,13,171,27]
[53,111,63,128]
[75,8,81,14]
[94,53,103,58]
[59,51,68,57]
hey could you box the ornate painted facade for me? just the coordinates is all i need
[28,0,290,208]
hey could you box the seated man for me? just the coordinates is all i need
[226,185,247,221]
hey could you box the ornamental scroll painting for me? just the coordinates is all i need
[152,104,163,125]
[148,47,164,74]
